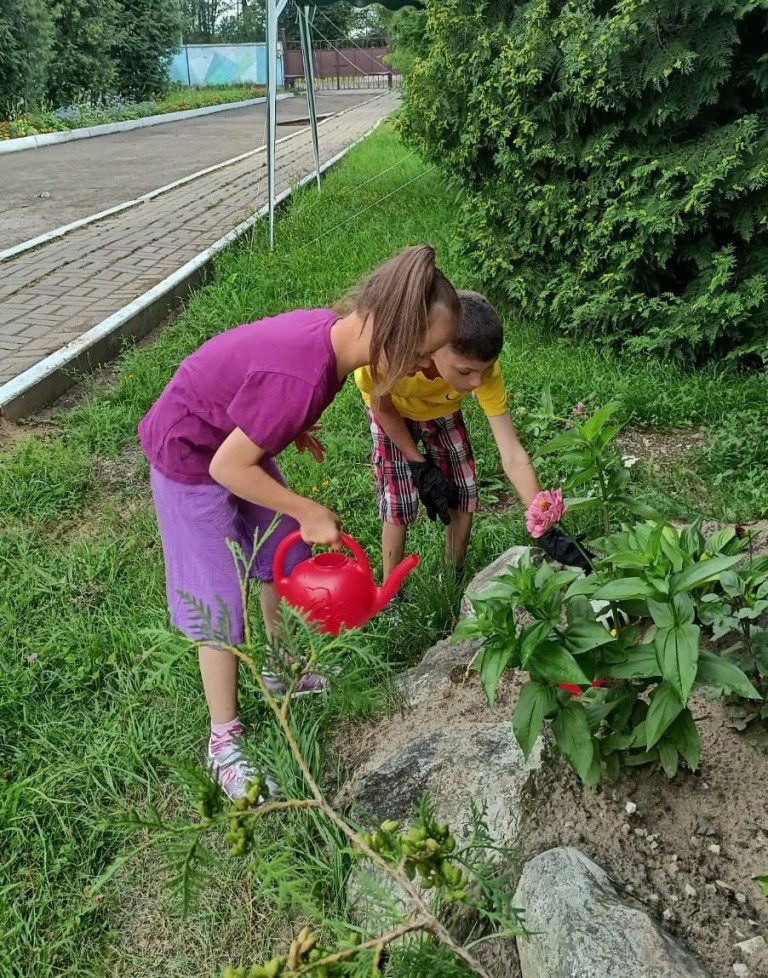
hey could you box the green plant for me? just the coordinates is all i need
[399,0,768,363]
[457,405,766,786]
[0,0,52,117]
[114,0,180,101]
[110,537,522,978]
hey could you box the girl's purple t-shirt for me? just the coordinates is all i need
[138,308,342,484]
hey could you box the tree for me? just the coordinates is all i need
[47,0,121,105]
[0,0,52,117]
[115,0,181,100]
[399,0,768,364]
[181,0,228,42]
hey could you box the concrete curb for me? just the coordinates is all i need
[0,113,387,419]
[0,93,294,155]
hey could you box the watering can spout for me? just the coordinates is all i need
[376,554,420,612]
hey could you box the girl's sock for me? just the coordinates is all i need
[209,717,244,755]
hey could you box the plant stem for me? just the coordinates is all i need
[298,920,427,971]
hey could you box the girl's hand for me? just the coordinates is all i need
[294,425,325,463]
[299,501,342,548]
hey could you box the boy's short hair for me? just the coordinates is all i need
[453,291,503,362]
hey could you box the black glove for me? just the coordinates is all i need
[408,457,452,525]
[538,527,595,574]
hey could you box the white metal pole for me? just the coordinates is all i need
[299,5,321,190]
[266,0,278,249]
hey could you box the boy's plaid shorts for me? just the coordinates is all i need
[367,409,478,525]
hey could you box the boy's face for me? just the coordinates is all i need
[431,345,495,392]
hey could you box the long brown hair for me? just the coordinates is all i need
[345,245,460,390]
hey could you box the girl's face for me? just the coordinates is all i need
[410,303,458,374]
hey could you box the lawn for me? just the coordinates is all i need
[0,85,268,141]
[1,124,766,978]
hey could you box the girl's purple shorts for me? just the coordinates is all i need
[150,464,310,644]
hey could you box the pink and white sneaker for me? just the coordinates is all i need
[207,739,280,802]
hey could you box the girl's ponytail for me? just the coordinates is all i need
[352,245,460,389]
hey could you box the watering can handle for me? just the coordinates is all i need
[273,530,372,588]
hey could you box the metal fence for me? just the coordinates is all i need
[283,37,400,91]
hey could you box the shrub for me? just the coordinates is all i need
[0,0,52,117]
[46,0,121,104]
[115,0,180,101]
[399,0,768,363]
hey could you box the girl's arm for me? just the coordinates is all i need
[370,394,423,462]
[486,411,541,508]
[209,428,341,546]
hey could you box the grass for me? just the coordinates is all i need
[1,122,767,978]
[0,85,268,140]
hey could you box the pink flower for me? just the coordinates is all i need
[572,401,586,417]
[525,489,566,538]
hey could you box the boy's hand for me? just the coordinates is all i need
[408,458,452,525]
[538,527,594,574]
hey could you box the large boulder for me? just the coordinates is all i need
[514,847,711,978]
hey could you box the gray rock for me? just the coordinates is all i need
[736,936,768,972]
[394,636,481,708]
[460,545,535,618]
[514,847,711,978]
[342,720,543,846]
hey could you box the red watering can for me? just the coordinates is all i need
[273,531,419,635]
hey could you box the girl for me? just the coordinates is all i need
[138,245,460,799]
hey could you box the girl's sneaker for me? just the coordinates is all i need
[207,739,281,802]
[261,669,329,697]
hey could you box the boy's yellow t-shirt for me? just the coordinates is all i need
[354,362,507,422]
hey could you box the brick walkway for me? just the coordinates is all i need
[0,92,397,391]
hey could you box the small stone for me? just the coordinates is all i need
[663,908,674,921]
[708,844,722,855]
[732,964,749,977]
[650,841,659,850]
[635,827,648,838]
[621,823,631,836]
[735,892,747,905]
[625,801,638,816]
[649,892,660,903]
[737,936,768,958]
[671,854,678,862]
[684,884,698,898]
[705,884,717,897]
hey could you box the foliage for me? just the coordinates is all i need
[458,405,767,786]
[0,0,52,118]
[0,85,265,139]
[111,540,522,978]
[399,0,768,363]
[114,0,181,101]
[47,0,122,104]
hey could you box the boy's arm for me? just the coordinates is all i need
[486,411,541,507]
[370,394,424,463]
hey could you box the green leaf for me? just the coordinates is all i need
[648,593,695,629]
[520,620,555,666]
[452,618,483,641]
[617,497,663,521]
[666,709,701,771]
[670,554,743,595]
[580,402,621,441]
[705,527,737,555]
[695,651,761,699]
[538,569,581,603]
[474,643,515,707]
[679,521,705,557]
[563,495,599,511]
[535,431,584,456]
[657,739,679,778]
[655,623,700,702]
[604,752,621,781]
[646,683,685,748]
[552,702,600,787]
[565,576,599,600]
[562,618,616,654]
[594,578,660,601]
[754,875,768,897]
[527,642,590,686]
[513,681,556,758]
[604,551,652,570]
[602,644,661,680]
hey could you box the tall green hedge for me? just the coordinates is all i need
[399,0,768,361]
[0,0,52,117]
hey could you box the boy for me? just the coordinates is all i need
[354,291,589,578]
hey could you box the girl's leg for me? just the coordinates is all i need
[198,645,239,724]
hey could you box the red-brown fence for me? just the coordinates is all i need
[283,37,399,90]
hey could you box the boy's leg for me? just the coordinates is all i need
[367,409,420,579]
[382,521,409,580]
[423,412,479,573]
[446,510,474,568]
